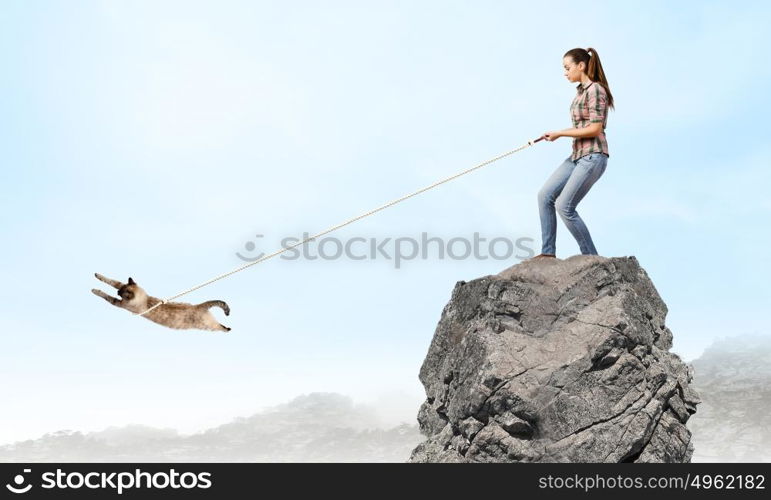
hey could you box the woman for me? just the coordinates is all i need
[532,47,614,260]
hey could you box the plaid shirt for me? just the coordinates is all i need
[570,81,609,161]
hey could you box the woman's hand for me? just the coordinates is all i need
[543,130,562,141]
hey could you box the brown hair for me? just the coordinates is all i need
[564,47,614,110]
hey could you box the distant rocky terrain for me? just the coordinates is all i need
[410,255,699,462]
[689,335,771,462]
[0,393,422,462]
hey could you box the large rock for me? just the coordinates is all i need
[409,255,699,463]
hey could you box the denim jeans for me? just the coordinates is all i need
[537,153,608,255]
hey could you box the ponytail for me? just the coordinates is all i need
[564,47,615,110]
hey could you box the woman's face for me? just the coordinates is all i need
[563,56,585,83]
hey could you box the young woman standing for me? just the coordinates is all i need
[532,47,614,259]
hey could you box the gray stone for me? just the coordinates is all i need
[458,417,485,440]
[408,255,699,463]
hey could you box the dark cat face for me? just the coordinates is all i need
[118,277,140,301]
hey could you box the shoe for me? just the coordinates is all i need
[530,253,556,260]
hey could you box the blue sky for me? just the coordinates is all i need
[1,0,770,444]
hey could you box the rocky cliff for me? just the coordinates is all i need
[409,255,700,463]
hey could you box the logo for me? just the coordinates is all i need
[6,469,32,494]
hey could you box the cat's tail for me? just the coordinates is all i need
[200,300,230,316]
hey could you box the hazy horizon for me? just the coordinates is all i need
[4,333,769,460]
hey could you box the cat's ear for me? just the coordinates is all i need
[128,277,136,285]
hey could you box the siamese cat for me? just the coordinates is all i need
[92,273,231,332]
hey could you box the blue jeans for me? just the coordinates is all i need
[537,153,608,255]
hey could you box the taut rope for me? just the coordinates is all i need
[137,136,544,316]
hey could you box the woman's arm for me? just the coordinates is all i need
[543,122,602,141]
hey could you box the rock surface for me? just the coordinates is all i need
[409,255,700,463]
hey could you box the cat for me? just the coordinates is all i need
[91,273,231,332]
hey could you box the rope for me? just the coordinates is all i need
[137,136,545,316]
